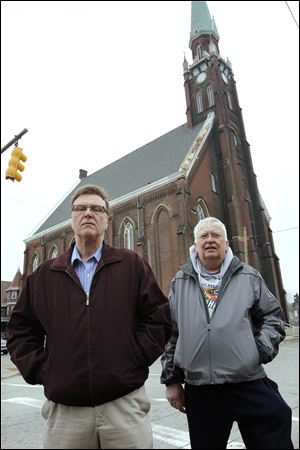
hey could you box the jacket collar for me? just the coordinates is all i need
[50,242,122,271]
[180,255,243,279]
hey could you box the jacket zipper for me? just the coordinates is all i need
[197,266,240,384]
[198,286,213,382]
[86,293,90,306]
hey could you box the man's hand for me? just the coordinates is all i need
[165,383,186,413]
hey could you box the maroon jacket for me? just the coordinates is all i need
[7,244,172,406]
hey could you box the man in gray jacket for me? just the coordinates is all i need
[161,217,293,449]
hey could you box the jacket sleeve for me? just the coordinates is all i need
[135,254,172,366]
[251,273,286,364]
[160,280,185,385]
[7,274,47,385]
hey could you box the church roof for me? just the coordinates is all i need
[32,121,204,237]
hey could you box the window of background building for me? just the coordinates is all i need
[207,85,214,107]
[196,91,204,113]
[32,254,40,272]
[124,222,134,250]
[50,246,58,259]
[211,172,217,192]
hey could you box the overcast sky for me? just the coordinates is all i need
[1,1,299,299]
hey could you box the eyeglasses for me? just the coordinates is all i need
[197,232,224,241]
[72,204,108,214]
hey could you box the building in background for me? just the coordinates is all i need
[21,1,288,320]
[1,269,21,338]
[288,294,299,326]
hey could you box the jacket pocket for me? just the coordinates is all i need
[38,351,52,385]
[128,334,147,367]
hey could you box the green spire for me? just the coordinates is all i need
[189,1,219,48]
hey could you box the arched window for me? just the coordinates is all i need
[233,133,238,149]
[196,44,202,60]
[124,222,134,250]
[207,85,214,107]
[49,246,58,259]
[196,91,203,113]
[233,132,242,152]
[32,253,40,272]
[196,204,206,220]
[243,181,256,242]
[227,89,233,109]
[195,199,209,221]
[211,172,217,193]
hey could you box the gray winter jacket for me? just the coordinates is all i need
[161,256,285,386]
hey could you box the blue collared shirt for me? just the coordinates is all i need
[71,245,103,294]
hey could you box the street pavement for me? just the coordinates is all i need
[1,336,299,449]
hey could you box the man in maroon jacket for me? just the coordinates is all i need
[7,184,172,449]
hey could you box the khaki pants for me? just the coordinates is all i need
[42,386,153,449]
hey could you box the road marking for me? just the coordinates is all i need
[1,382,41,388]
[152,424,190,448]
[152,424,246,449]
[2,393,298,448]
[2,397,44,408]
[227,443,245,449]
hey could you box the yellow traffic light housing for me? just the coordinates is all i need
[5,146,27,182]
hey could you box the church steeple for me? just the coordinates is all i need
[190,1,219,48]
[188,1,220,66]
[183,1,227,129]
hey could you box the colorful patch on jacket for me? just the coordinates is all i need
[200,284,219,311]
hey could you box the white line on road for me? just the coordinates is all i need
[152,424,190,447]
[2,392,298,448]
[2,397,43,408]
[1,382,41,388]
[152,424,246,449]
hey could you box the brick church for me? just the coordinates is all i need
[22,1,288,320]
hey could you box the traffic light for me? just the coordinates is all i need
[5,146,27,182]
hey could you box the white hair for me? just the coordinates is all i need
[194,217,227,240]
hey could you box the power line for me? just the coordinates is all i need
[285,1,299,28]
[273,226,299,233]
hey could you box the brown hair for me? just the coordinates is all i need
[70,184,109,211]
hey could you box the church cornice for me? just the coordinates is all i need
[144,186,177,205]
[180,111,215,176]
[25,172,186,243]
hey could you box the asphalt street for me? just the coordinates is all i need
[1,337,299,449]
